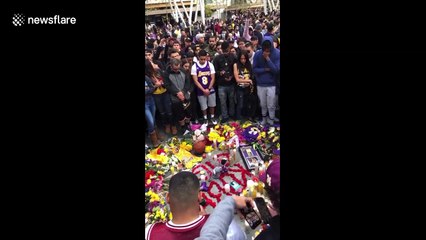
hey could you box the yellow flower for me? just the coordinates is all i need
[180,142,193,151]
[146,179,152,185]
[169,212,173,220]
[185,161,194,169]
[242,121,253,128]
[215,125,220,130]
[157,170,164,175]
[218,136,225,142]
[205,145,213,153]
[260,132,266,138]
[208,131,220,141]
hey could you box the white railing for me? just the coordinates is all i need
[145,0,192,4]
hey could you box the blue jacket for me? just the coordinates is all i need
[253,36,280,87]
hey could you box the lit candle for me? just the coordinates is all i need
[214,155,217,161]
[224,184,230,193]
[247,180,254,188]
[200,174,206,182]
[259,166,265,175]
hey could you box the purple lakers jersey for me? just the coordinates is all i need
[195,62,215,96]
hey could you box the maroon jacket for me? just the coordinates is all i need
[146,215,210,240]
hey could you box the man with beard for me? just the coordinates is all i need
[204,35,217,58]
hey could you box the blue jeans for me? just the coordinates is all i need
[153,92,172,125]
[218,85,235,119]
[145,97,156,134]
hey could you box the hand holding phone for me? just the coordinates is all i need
[240,202,261,229]
[254,197,273,224]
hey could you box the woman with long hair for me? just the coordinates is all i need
[145,59,173,135]
[145,70,159,147]
[233,50,258,121]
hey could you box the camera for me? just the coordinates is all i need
[223,72,231,79]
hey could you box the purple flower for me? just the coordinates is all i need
[200,182,208,192]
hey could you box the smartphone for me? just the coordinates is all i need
[240,203,261,229]
[230,181,241,191]
[254,197,273,224]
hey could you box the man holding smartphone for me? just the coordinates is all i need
[195,160,281,240]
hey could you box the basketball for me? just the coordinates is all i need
[193,141,206,155]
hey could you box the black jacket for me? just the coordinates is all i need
[255,215,280,240]
[213,53,237,86]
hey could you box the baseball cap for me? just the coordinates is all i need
[185,37,193,42]
[259,159,280,192]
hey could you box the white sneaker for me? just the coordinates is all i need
[211,118,218,125]
[267,117,274,125]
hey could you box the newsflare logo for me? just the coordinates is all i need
[12,13,77,27]
[12,13,25,26]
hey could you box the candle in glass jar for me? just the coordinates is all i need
[224,184,230,193]
[247,180,254,188]
[259,166,265,175]
[200,174,206,182]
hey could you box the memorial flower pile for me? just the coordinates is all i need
[144,121,281,226]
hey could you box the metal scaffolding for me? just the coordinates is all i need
[263,0,279,14]
[169,0,206,25]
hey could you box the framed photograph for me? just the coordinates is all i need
[238,145,264,170]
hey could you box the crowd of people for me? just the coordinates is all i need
[145,8,281,240]
[145,9,281,147]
